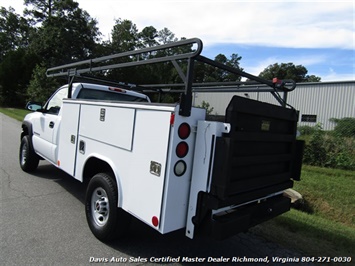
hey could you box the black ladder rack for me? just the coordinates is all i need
[46,38,296,116]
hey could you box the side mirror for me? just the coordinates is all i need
[26,101,43,111]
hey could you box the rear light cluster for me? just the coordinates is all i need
[174,123,191,176]
[151,122,192,228]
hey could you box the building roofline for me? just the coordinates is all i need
[297,80,355,86]
[239,80,355,89]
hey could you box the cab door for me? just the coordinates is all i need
[32,86,68,164]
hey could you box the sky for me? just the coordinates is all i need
[2,0,354,81]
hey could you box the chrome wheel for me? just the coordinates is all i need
[91,187,110,227]
[85,173,131,241]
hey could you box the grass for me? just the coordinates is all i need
[253,213,354,259]
[2,108,354,257]
[0,107,31,121]
[252,165,355,258]
[294,166,355,226]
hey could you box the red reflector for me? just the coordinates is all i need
[152,216,159,227]
[272,78,282,84]
[178,123,191,139]
[170,113,175,125]
[176,142,188,158]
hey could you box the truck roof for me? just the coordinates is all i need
[71,83,150,102]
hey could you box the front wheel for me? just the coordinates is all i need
[85,173,131,241]
[19,135,39,172]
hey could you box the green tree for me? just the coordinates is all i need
[0,7,31,60]
[26,64,61,103]
[195,53,243,82]
[138,26,158,48]
[215,53,243,81]
[0,7,36,106]
[102,19,139,83]
[158,27,177,44]
[258,62,321,82]
[111,18,139,52]
[0,49,40,106]
[106,23,190,86]
[0,0,101,106]
[24,0,54,23]
[25,0,101,66]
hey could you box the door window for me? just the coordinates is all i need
[45,87,68,114]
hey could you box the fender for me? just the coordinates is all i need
[21,121,35,150]
[21,121,33,138]
[21,120,45,161]
[81,153,124,208]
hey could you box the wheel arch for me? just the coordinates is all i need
[21,121,37,154]
[82,156,123,208]
[21,121,33,139]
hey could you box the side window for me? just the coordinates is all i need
[77,88,148,102]
[45,87,68,114]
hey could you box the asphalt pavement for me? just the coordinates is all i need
[0,113,311,266]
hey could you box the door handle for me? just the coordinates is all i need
[49,121,55,128]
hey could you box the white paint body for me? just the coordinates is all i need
[24,83,289,239]
[26,94,219,235]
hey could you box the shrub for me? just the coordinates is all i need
[298,125,317,135]
[303,124,327,166]
[302,124,355,170]
[330,117,355,138]
[197,100,214,115]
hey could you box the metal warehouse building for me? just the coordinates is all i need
[193,80,355,130]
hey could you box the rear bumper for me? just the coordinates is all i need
[193,194,291,240]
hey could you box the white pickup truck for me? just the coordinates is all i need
[19,38,304,241]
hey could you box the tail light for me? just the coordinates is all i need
[174,122,191,176]
[176,141,188,158]
[178,123,191,139]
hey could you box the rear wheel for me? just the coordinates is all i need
[85,173,131,241]
[19,135,39,172]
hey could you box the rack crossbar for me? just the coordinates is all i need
[46,37,296,116]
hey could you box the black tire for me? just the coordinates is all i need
[85,173,131,241]
[19,135,39,172]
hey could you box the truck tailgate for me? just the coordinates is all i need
[187,96,304,239]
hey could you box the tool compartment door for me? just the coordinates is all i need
[124,109,172,228]
[79,104,135,151]
[57,101,80,176]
